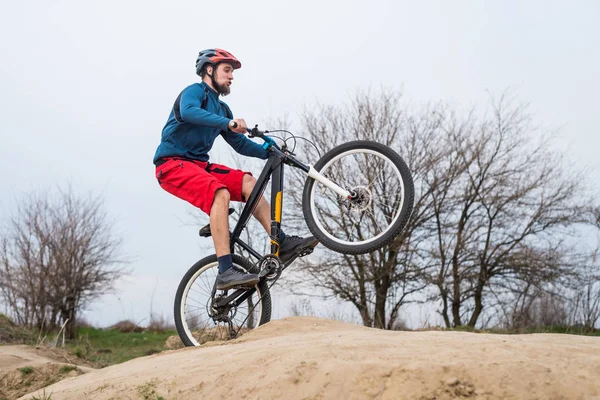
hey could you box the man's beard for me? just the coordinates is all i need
[212,77,231,96]
[216,82,231,96]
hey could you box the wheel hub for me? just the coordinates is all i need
[348,186,372,212]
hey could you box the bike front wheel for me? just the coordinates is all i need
[174,254,271,347]
[302,140,414,254]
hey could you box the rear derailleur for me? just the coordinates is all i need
[209,293,232,322]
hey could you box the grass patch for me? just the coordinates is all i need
[19,366,35,375]
[0,313,177,367]
[1,364,80,400]
[443,325,600,336]
[515,326,600,336]
[0,314,36,345]
[59,365,78,374]
[65,326,177,366]
[28,388,53,400]
[136,379,165,400]
[74,348,85,359]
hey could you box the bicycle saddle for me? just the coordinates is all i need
[199,208,235,237]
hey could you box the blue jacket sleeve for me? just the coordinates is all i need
[220,103,269,160]
[222,131,269,160]
[179,85,230,130]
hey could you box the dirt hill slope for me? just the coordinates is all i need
[18,316,600,400]
[0,345,94,399]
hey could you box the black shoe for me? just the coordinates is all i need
[279,235,319,263]
[216,266,259,291]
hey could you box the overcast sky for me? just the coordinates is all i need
[1,0,598,327]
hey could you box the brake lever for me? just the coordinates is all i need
[281,143,296,156]
[248,124,263,138]
[231,121,257,138]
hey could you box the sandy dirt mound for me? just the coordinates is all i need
[0,345,94,373]
[0,345,94,399]
[1,363,86,400]
[18,316,600,400]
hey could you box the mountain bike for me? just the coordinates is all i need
[174,125,414,346]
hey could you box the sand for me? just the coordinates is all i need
[0,345,94,374]
[12,316,600,400]
[0,344,94,399]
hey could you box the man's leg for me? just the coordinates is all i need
[241,174,318,263]
[212,187,260,290]
[155,159,258,290]
[210,188,232,258]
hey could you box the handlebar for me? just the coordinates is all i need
[230,122,277,149]
[249,125,277,148]
[247,125,266,138]
[230,122,265,137]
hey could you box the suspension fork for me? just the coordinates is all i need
[284,153,353,199]
[307,166,352,199]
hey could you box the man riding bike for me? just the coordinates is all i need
[153,48,317,291]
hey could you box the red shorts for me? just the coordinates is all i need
[155,158,251,215]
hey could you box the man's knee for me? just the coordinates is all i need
[214,187,230,204]
[242,174,256,196]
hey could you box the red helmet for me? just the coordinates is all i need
[195,48,242,75]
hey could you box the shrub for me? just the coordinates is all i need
[109,320,144,333]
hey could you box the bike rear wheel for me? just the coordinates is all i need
[302,140,414,254]
[174,254,271,347]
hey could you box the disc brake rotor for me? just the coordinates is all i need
[347,186,372,212]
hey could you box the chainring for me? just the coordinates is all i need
[257,254,282,281]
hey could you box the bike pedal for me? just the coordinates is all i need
[298,247,315,257]
[231,283,255,290]
[199,209,235,238]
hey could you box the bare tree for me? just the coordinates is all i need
[420,94,591,327]
[282,90,442,329]
[490,282,571,330]
[280,89,594,330]
[0,187,126,338]
[570,252,600,330]
[573,279,600,330]
[482,245,599,331]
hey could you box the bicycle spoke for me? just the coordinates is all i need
[187,295,209,306]
[192,279,210,297]
[201,270,215,293]
[189,286,210,298]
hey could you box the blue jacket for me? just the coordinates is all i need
[153,82,268,164]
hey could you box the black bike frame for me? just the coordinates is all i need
[229,144,310,260]
[211,144,311,311]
